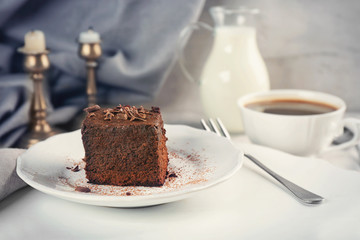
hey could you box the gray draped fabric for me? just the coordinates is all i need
[0,0,204,147]
[0,148,27,201]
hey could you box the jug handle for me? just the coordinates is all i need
[177,22,213,84]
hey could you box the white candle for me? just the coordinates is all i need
[79,28,100,43]
[24,30,46,53]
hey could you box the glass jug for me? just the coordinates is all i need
[178,6,270,133]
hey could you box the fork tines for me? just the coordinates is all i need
[201,118,231,140]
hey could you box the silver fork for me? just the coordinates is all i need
[201,118,325,205]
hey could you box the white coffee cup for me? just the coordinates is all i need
[237,89,360,156]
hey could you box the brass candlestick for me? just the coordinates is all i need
[17,48,58,148]
[78,41,102,107]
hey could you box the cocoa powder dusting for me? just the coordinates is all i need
[64,148,213,197]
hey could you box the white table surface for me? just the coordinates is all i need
[1,130,360,240]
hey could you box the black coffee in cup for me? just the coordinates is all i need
[245,99,338,116]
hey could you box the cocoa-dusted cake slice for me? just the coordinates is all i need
[81,105,169,187]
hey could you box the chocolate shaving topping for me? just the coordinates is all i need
[66,165,81,172]
[136,107,147,119]
[113,104,123,113]
[138,106,146,114]
[84,105,100,113]
[116,112,128,120]
[72,165,80,172]
[169,173,178,178]
[89,113,96,117]
[129,106,147,121]
[151,106,160,113]
[124,106,135,121]
[104,108,115,121]
[99,105,153,122]
[113,105,147,121]
[75,186,91,193]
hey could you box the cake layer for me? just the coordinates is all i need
[81,105,168,186]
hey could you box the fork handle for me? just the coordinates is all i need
[244,153,324,205]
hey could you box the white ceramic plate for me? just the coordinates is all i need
[17,124,243,207]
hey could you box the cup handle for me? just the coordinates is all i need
[321,118,360,154]
[176,22,213,84]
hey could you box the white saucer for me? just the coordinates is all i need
[17,124,243,207]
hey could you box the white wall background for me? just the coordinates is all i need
[152,0,360,124]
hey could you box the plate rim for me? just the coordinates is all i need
[16,124,243,206]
